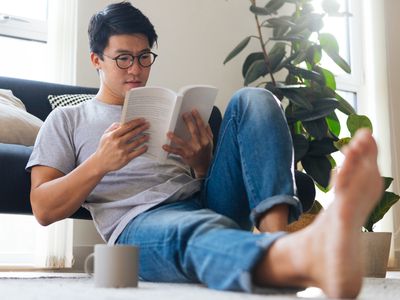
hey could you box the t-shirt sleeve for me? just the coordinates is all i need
[26,108,76,174]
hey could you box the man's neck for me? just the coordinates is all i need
[95,88,124,106]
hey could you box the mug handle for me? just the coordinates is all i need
[84,253,94,275]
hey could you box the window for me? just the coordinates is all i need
[0,0,48,81]
[0,0,48,267]
[0,0,47,42]
[311,0,363,206]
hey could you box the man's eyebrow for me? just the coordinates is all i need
[114,48,151,54]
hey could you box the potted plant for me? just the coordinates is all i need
[224,0,399,277]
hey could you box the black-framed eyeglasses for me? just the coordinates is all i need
[102,52,158,69]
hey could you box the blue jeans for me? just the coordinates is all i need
[117,88,302,292]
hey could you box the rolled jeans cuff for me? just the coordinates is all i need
[250,195,302,228]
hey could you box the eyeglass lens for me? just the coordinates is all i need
[116,52,156,68]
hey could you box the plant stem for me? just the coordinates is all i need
[250,0,276,86]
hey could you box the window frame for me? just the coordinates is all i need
[334,0,364,105]
[0,13,47,43]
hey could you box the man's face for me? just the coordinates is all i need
[91,34,152,104]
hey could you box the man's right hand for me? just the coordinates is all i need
[30,118,150,226]
[93,118,150,174]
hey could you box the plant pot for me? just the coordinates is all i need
[361,232,392,278]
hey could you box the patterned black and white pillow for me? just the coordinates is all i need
[48,94,95,109]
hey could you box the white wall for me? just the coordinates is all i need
[75,0,259,112]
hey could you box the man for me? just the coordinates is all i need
[27,2,383,298]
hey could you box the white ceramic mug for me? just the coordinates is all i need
[84,244,139,288]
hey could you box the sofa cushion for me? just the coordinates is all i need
[48,94,95,109]
[0,89,26,110]
[0,91,43,146]
[0,143,33,214]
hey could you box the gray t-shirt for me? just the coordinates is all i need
[26,99,202,244]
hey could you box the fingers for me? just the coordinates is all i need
[183,112,200,143]
[163,132,187,157]
[113,118,147,137]
[191,110,213,145]
[126,134,150,151]
[120,122,150,145]
[127,144,148,159]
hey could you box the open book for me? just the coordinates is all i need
[121,85,218,163]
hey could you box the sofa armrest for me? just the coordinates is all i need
[0,143,91,219]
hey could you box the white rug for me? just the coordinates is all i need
[0,272,399,299]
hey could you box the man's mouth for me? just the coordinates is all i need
[125,80,142,88]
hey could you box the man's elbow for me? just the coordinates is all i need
[32,208,54,226]
[30,195,56,226]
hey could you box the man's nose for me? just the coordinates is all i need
[127,59,142,74]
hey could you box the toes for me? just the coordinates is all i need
[351,129,378,159]
[335,129,378,192]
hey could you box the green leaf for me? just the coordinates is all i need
[265,0,286,13]
[281,89,313,110]
[292,50,308,65]
[287,66,323,83]
[273,25,290,38]
[302,155,332,188]
[306,45,322,65]
[302,118,328,140]
[250,5,272,16]
[383,177,394,191]
[223,36,252,65]
[288,16,308,35]
[271,34,306,42]
[269,42,287,71]
[265,82,284,100]
[244,60,268,85]
[307,138,338,156]
[335,92,356,115]
[266,17,296,27]
[322,0,340,15]
[347,114,373,137]
[307,14,324,32]
[319,33,339,52]
[326,51,351,73]
[292,133,309,162]
[333,137,351,150]
[316,66,336,90]
[289,98,339,122]
[326,111,341,137]
[364,191,400,232]
[242,52,264,78]
[319,33,351,73]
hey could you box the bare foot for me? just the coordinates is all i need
[254,129,383,298]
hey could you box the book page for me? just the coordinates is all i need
[174,85,218,142]
[121,87,177,161]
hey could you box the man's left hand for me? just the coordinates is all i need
[162,109,213,178]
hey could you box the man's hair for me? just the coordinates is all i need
[88,1,158,58]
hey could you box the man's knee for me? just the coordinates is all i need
[228,87,284,119]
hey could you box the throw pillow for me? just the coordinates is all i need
[0,103,43,146]
[48,94,95,109]
[0,89,26,110]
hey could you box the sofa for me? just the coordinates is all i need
[0,76,315,221]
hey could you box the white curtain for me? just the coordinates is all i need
[381,0,400,269]
[34,219,74,268]
[46,0,78,84]
[360,0,400,268]
[33,0,78,268]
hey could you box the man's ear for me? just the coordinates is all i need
[90,52,101,70]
